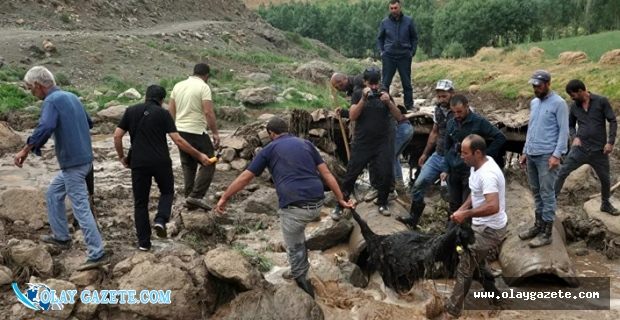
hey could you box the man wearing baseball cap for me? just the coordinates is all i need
[519,70,569,248]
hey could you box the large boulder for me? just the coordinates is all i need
[235,87,277,105]
[0,187,47,229]
[117,88,142,100]
[96,105,128,121]
[242,188,278,215]
[558,51,588,64]
[558,164,598,194]
[306,219,354,251]
[45,278,77,319]
[584,197,620,235]
[117,260,202,319]
[294,60,335,83]
[599,49,620,65]
[204,246,263,290]
[0,122,23,155]
[6,239,53,277]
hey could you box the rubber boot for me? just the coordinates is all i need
[528,221,553,248]
[295,276,315,298]
[397,202,425,229]
[518,212,542,240]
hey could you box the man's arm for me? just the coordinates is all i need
[168,98,176,121]
[350,89,370,121]
[113,127,128,168]
[568,108,577,140]
[383,94,403,120]
[202,100,220,148]
[376,20,386,55]
[216,170,256,213]
[26,101,59,156]
[317,163,345,201]
[553,100,570,158]
[603,97,617,145]
[409,18,418,57]
[169,132,210,165]
[453,193,500,222]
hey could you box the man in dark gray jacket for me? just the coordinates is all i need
[377,0,418,110]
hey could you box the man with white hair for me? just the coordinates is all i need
[14,66,107,271]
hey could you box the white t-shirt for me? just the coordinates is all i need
[469,156,507,229]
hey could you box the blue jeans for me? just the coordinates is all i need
[411,153,445,202]
[393,121,414,183]
[526,154,559,222]
[381,54,413,108]
[46,163,104,260]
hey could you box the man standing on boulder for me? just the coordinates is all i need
[377,0,418,110]
[215,117,355,298]
[14,66,107,271]
[169,63,220,210]
[114,85,213,251]
[554,79,618,215]
[519,70,569,248]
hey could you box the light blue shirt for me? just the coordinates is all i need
[523,91,569,158]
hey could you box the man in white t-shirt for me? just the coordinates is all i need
[442,134,507,319]
[169,63,220,210]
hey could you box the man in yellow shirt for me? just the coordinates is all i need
[169,63,220,210]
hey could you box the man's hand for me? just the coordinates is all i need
[450,209,468,224]
[418,153,427,167]
[198,153,213,166]
[604,143,614,155]
[14,149,29,168]
[572,137,582,147]
[362,87,371,98]
[548,156,560,169]
[215,197,227,215]
[519,154,527,170]
[212,133,220,149]
[120,156,129,168]
[338,199,356,210]
[379,92,390,104]
[440,172,448,182]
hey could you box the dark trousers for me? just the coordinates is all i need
[448,168,471,213]
[342,141,393,206]
[131,164,174,248]
[555,146,612,201]
[178,131,215,199]
[381,54,413,109]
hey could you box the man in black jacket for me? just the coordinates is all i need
[114,85,212,251]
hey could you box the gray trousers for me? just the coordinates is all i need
[278,206,321,279]
[178,131,215,199]
[555,146,611,201]
[446,224,507,317]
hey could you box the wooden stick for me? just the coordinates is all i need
[330,82,351,160]
[588,181,620,200]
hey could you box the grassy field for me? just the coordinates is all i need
[520,30,620,61]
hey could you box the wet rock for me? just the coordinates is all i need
[204,246,263,290]
[294,60,334,83]
[584,197,620,234]
[221,148,236,162]
[0,265,12,285]
[246,72,271,82]
[235,87,277,105]
[338,260,368,288]
[96,104,128,121]
[216,163,232,171]
[0,187,47,228]
[7,239,53,277]
[0,122,24,155]
[230,158,248,171]
[273,283,324,319]
[74,285,98,319]
[118,260,202,318]
[117,88,142,100]
[69,269,101,287]
[306,219,353,251]
[220,135,248,150]
[242,187,278,214]
[559,164,598,194]
[182,212,218,235]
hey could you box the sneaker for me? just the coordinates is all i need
[378,206,391,216]
[601,201,620,216]
[330,206,342,221]
[138,246,151,252]
[76,253,110,271]
[40,235,72,250]
[185,197,212,210]
[154,223,167,238]
[364,189,379,202]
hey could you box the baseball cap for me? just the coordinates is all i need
[435,79,455,91]
[528,70,551,86]
[363,67,381,84]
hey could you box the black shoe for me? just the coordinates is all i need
[378,205,390,216]
[295,277,315,298]
[40,235,72,250]
[154,223,167,238]
[529,221,553,248]
[519,219,542,240]
[76,253,110,271]
[601,201,620,216]
[185,197,212,210]
[138,246,151,251]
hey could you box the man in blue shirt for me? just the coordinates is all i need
[519,70,569,248]
[13,66,107,271]
[215,117,354,298]
[377,0,418,110]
